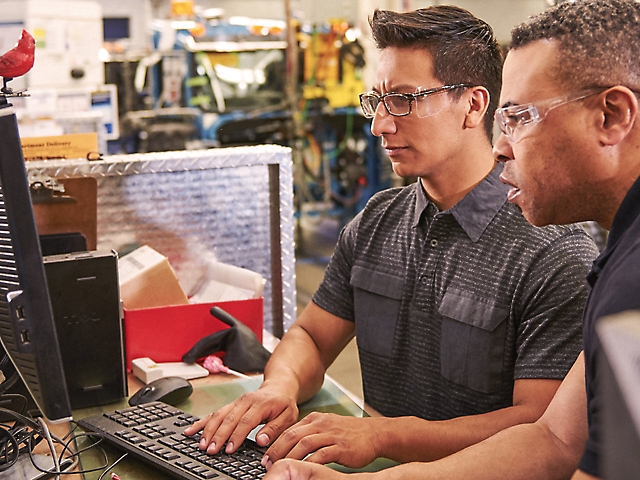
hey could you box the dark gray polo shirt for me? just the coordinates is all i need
[313,164,599,419]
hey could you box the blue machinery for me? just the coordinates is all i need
[109,16,391,227]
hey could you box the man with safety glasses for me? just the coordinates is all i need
[185,5,598,470]
[262,1,640,479]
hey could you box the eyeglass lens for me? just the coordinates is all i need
[496,108,535,142]
[360,94,409,117]
[413,91,450,118]
[360,90,452,119]
[495,89,605,143]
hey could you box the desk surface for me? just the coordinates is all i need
[67,374,394,479]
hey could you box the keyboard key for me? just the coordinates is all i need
[78,402,267,480]
[159,437,180,448]
[199,470,219,479]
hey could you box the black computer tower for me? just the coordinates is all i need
[44,250,128,409]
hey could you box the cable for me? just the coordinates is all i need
[37,417,60,479]
[61,422,124,476]
[0,398,128,478]
[0,426,19,472]
[0,403,79,476]
[0,405,42,472]
[98,452,128,480]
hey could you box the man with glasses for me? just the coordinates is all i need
[185,5,598,470]
[263,1,640,479]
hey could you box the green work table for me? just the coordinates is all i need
[71,376,396,479]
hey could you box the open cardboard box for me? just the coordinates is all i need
[119,245,265,371]
[123,297,263,371]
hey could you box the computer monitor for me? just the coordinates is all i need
[103,17,130,42]
[596,310,640,480]
[0,94,72,422]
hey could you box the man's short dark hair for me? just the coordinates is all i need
[510,0,640,92]
[369,6,503,140]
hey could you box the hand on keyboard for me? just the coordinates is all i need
[184,385,299,456]
[262,412,380,469]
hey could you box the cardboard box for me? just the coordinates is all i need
[119,245,189,309]
[190,259,266,303]
[123,297,263,371]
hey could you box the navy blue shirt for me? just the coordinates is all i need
[579,175,640,476]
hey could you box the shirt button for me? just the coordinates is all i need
[430,239,438,247]
[420,275,428,284]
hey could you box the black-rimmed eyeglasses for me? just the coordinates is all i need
[359,83,473,119]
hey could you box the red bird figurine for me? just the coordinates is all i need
[0,30,35,94]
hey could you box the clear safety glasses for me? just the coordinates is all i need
[494,89,605,143]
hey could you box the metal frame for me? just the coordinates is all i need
[25,145,296,337]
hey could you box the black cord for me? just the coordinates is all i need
[0,405,45,472]
[97,452,128,480]
[0,398,121,477]
[0,426,19,472]
[57,423,113,475]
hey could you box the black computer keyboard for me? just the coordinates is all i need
[77,401,267,479]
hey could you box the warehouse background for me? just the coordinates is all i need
[99,0,558,98]
[0,0,574,398]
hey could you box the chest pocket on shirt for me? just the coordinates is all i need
[438,289,509,393]
[350,266,404,358]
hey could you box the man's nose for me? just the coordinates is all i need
[493,132,514,163]
[370,104,398,137]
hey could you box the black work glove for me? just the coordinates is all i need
[182,306,271,373]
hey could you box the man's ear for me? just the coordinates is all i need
[598,87,638,145]
[463,86,490,129]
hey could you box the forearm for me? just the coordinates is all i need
[262,302,356,405]
[375,403,549,463]
[370,421,580,480]
[261,324,327,404]
[372,357,588,479]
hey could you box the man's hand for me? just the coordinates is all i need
[262,412,380,469]
[184,304,355,457]
[184,386,299,454]
[264,459,353,480]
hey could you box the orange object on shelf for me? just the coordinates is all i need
[171,0,194,17]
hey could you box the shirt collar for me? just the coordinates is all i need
[605,175,640,249]
[413,163,509,242]
[588,175,640,285]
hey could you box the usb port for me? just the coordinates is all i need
[20,330,30,344]
[16,306,25,320]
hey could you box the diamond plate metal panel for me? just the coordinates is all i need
[26,145,296,335]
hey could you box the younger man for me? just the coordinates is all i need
[187,5,597,469]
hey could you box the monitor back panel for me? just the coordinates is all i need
[597,310,640,480]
